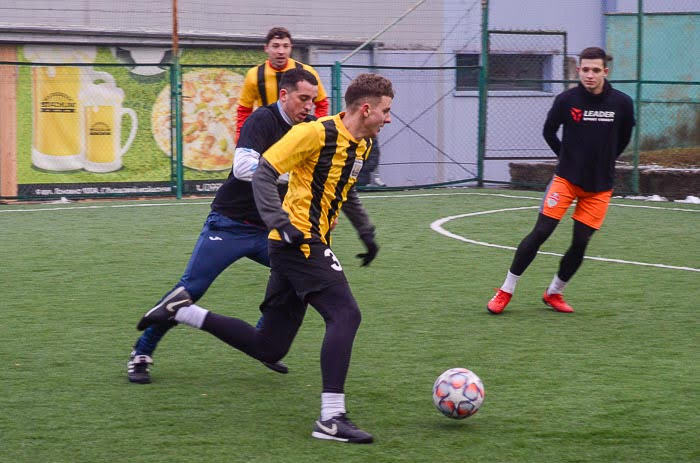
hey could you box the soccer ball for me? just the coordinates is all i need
[432,368,485,419]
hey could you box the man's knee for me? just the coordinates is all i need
[530,214,558,241]
[340,299,362,329]
[571,234,592,250]
[326,293,362,328]
[309,284,362,329]
[572,220,596,248]
[257,344,288,363]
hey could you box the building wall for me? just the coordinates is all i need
[3,1,694,188]
[368,0,605,184]
[0,0,451,48]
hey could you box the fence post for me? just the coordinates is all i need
[632,0,643,195]
[332,61,342,114]
[476,0,489,187]
[170,57,183,199]
[563,31,568,82]
[0,46,18,200]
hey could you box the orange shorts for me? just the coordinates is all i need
[539,176,613,230]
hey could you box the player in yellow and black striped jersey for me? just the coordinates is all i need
[167,74,392,443]
[236,27,329,141]
[260,116,373,247]
[250,73,393,443]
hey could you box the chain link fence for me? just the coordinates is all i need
[610,12,699,156]
[0,4,697,200]
[486,12,699,198]
[331,64,479,189]
[480,31,568,186]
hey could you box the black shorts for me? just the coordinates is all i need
[264,239,349,304]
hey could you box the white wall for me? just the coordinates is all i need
[0,0,454,48]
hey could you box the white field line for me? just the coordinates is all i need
[430,206,700,273]
[3,190,697,271]
[2,190,698,213]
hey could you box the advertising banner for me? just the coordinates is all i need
[10,45,264,198]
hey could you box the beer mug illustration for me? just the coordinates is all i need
[31,66,116,171]
[31,66,83,170]
[81,80,137,173]
[25,44,97,171]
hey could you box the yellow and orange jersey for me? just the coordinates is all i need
[239,58,328,108]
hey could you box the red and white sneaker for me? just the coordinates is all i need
[542,291,574,313]
[487,289,512,314]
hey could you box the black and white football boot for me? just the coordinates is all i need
[127,352,153,384]
[312,413,373,444]
[261,360,289,374]
[136,286,192,330]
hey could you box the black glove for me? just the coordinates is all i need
[278,222,304,246]
[356,233,379,266]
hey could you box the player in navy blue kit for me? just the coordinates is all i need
[128,69,320,383]
[487,47,635,314]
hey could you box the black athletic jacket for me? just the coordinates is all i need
[211,103,313,226]
[543,80,635,192]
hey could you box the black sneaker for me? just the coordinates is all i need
[137,287,192,331]
[312,413,373,443]
[261,360,289,374]
[127,353,153,384]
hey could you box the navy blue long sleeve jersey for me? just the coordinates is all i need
[211,103,313,226]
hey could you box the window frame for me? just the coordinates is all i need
[456,52,551,92]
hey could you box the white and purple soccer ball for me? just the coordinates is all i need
[432,368,485,419]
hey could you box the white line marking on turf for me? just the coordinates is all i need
[1,191,698,213]
[360,192,700,213]
[2,190,697,271]
[430,207,700,272]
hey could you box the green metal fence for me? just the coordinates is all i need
[0,8,697,201]
[479,10,698,198]
[330,63,481,190]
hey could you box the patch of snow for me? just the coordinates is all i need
[675,196,700,204]
[622,195,669,201]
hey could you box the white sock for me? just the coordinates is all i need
[174,303,209,328]
[500,271,521,294]
[321,392,346,421]
[547,274,568,295]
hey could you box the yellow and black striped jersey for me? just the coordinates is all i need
[262,113,372,244]
[239,58,328,108]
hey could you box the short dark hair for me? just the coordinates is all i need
[579,47,609,64]
[344,73,394,108]
[266,27,292,44]
[280,68,318,91]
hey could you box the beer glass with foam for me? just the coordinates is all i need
[81,79,137,173]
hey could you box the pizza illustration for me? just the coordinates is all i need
[151,68,244,170]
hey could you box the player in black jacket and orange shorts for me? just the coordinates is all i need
[487,46,635,314]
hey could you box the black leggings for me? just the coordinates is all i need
[510,213,596,281]
[201,282,361,394]
[308,284,362,394]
